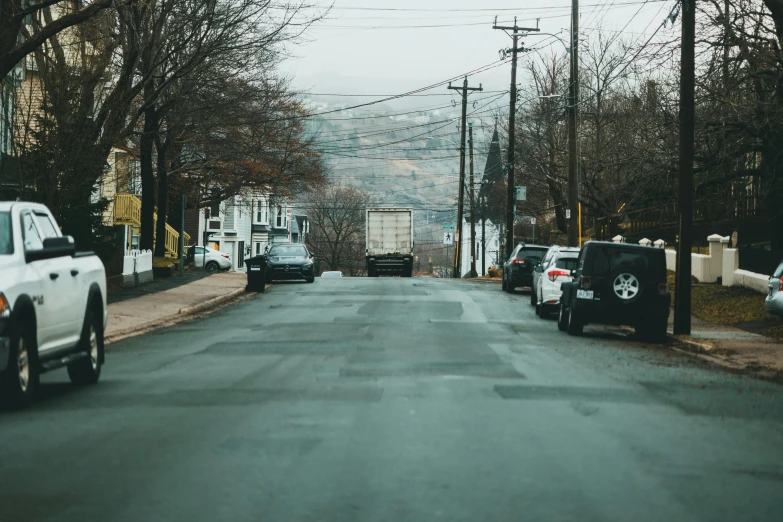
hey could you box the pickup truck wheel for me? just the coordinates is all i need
[67,311,103,386]
[1,322,38,409]
[205,261,220,271]
[557,304,569,332]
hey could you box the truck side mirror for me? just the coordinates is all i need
[26,236,76,263]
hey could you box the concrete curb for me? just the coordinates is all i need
[665,334,747,370]
[666,334,715,355]
[463,278,502,284]
[178,287,247,316]
[104,285,265,345]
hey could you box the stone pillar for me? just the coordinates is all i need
[707,234,727,283]
[639,238,652,247]
[612,235,624,243]
[722,246,739,287]
[653,239,666,249]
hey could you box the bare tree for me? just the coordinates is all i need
[0,0,128,80]
[304,183,370,275]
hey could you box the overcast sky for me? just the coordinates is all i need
[280,0,677,112]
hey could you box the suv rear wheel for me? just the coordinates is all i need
[567,307,584,336]
[636,317,667,343]
[530,288,537,306]
[557,304,569,331]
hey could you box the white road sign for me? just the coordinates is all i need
[566,209,571,219]
[531,217,536,225]
[515,186,526,201]
[443,232,454,245]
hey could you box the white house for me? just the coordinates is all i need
[459,217,501,276]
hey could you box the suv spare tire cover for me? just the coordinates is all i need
[610,267,644,303]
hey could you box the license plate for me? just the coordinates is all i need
[577,289,594,299]
[250,267,261,271]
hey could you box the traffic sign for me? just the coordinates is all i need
[442,225,456,231]
[566,209,571,219]
[531,217,536,225]
[515,186,526,201]
[443,232,454,245]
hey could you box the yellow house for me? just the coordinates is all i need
[100,146,188,257]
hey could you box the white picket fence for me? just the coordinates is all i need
[122,249,153,286]
[612,234,770,293]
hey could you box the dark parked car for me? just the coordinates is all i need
[558,241,670,341]
[265,244,315,283]
[502,243,549,292]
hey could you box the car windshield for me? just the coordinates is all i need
[269,245,307,257]
[555,257,578,270]
[516,248,547,262]
[0,212,12,255]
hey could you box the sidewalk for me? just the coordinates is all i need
[668,313,783,377]
[104,272,249,344]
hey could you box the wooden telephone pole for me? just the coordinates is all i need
[567,0,580,247]
[468,122,477,278]
[448,76,482,278]
[493,17,539,258]
[674,0,696,334]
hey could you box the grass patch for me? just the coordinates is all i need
[666,270,783,339]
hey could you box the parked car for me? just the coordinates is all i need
[766,260,783,316]
[189,246,232,271]
[502,243,549,292]
[531,248,580,318]
[265,244,315,283]
[0,202,107,408]
[558,241,670,341]
[321,271,343,278]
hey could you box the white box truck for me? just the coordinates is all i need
[365,208,414,277]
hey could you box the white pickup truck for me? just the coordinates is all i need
[0,202,107,408]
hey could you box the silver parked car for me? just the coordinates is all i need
[766,260,783,316]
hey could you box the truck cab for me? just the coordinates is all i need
[0,202,107,408]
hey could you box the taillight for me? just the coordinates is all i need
[659,283,668,296]
[222,254,230,259]
[779,276,782,291]
[511,258,526,265]
[581,276,591,290]
[548,269,570,282]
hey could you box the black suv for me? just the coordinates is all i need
[558,241,670,341]
[502,243,549,292]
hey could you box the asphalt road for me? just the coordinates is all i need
[1,278,782,522]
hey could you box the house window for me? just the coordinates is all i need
[276,205,283,227]
[255,242,261,255]
[255,200,267,223]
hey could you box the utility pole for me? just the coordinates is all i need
[448,76,482,278]
[481,193,487,275]
[178,195,186,277]
[494,17,539,258]
[674,0,696,335]
[567,0,580,247]
[468,122,477,278]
